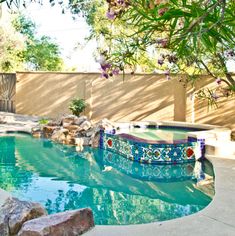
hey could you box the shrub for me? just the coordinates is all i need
[39,118,49,125]
[69,98,87,116]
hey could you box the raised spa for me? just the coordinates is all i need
[100,125,205,164]
[0,133,214,225]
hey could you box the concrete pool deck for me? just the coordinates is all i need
[0,112,235,236]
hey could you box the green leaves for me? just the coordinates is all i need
[69,98,87,117]
[12,14,64,71]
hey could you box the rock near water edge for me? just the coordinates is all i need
[0,198,47,236]
[18,208,94,236]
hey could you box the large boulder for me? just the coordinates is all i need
[47,120,61,127]
[18,208,94,236]
[64,134,76,145]
[66,125,81,132]
[0,198,47,236]
[75,137,90,147]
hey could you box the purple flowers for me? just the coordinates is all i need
[216,78,222,85]
[164,70,171,80]
[156,38,168,48]
[211,93,219,100]
[112,68,120,75]
[106,0,130,19]
[99,53,120,79]
[101,63,112,71]
[158,58,164,66]
[117,0,125,6]
[225,49,235,58]
[101,72,109,79]
[106,10,116,20]
[158,7,168,16]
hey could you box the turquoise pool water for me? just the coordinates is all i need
[125,127,193,142]
[0,134,214,225]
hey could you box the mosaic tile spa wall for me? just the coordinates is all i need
[100,131,201,164]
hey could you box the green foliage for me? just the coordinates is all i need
[11,14,64,71]
[12,14,35,39]
[39,118,49,125]
[101,0,235,102]
[2,0,235,101]
[24,36,64,71]
[0,17,25,72]
[69,98,87,116]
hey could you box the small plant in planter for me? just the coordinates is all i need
[69,98,87,116]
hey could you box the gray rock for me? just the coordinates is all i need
[85,128,96,137]
[83,137,91,146]
[80,121,92,131]
[51,129,69,143]
[18,208,94,236]
[73,116,88,126]
[0,198,47,236]
[97,118,116,130]
[31,126,41,132]
[0,212,9,236]
[43,126,59,139]
[91,133,100,148]
[47,120,61,126]
[75,137,90,147]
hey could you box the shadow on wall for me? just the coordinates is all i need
[186,76,235,130]
[15,72,234,130]
[16,72,95,118]
[16,72,186,122]
[91,74,181,122]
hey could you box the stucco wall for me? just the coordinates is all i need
[186,76,235,130]
[90,74,186,122]
[15,72,234,129]
[16,72,90,118]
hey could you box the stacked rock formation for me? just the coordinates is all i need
[32,115,116,151]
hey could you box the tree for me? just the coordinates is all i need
[12,14,64,71]
[1,0,235,102]
[100,0,235,103]
[0,12,25,72]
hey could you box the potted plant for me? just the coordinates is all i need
[69,98,87,116]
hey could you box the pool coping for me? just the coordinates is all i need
[0,119,235,235]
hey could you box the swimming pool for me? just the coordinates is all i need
[0,133,214,225]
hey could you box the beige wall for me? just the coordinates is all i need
[15,72,234,130]
[186,76,235,130]
[16,72,92,118]
[91,74,183,122]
